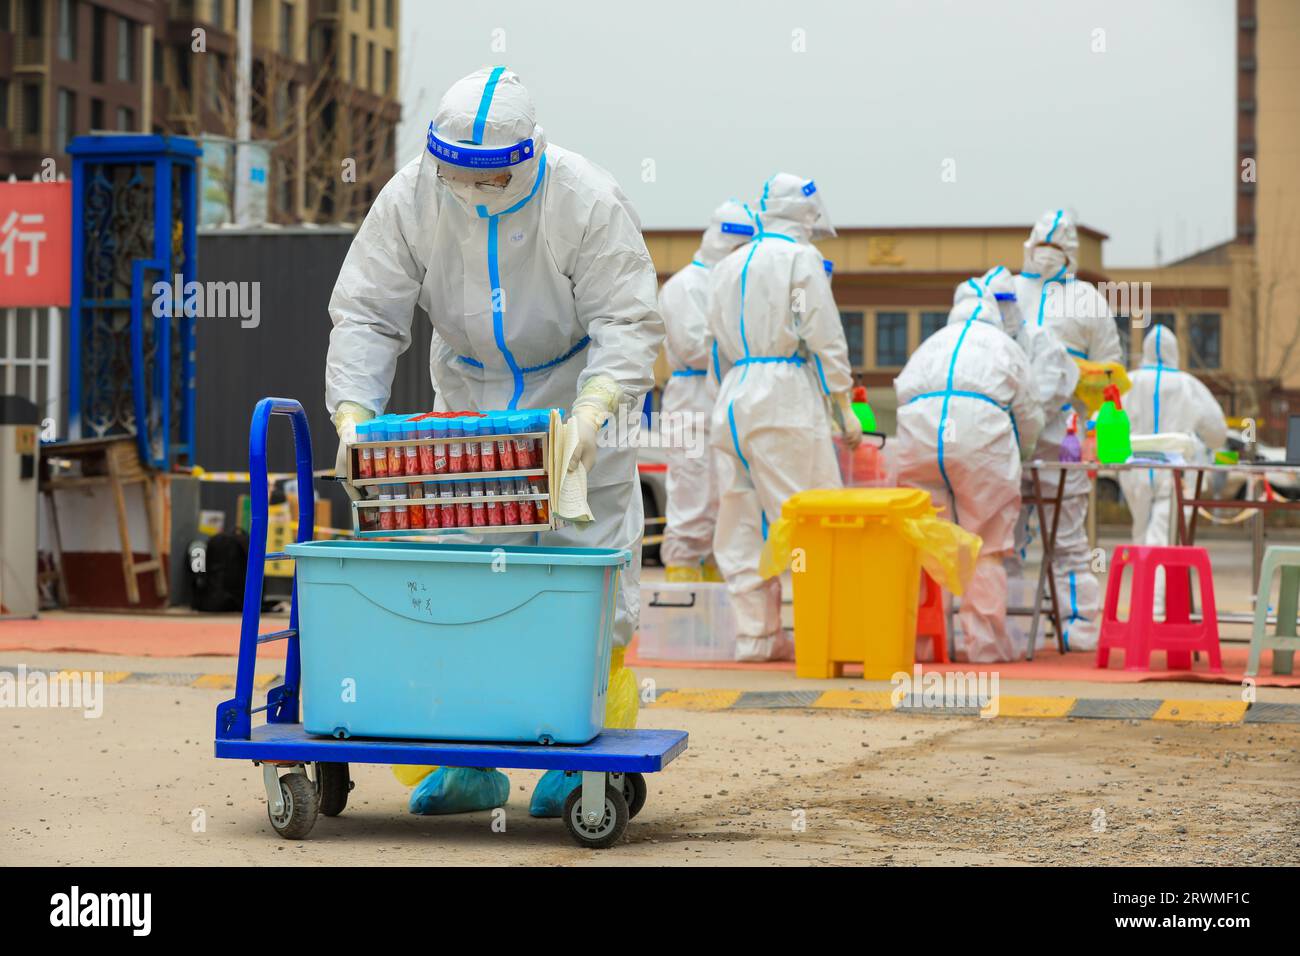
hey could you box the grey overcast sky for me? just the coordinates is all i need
[397,0,1235,267]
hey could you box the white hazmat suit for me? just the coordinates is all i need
[658,200,756,575]
[327,67,663,650]
[1117,326,1227,551]
[326,67,663,816]
[895,285,1044,662]
[967,267,1080,650]
[706,173,861,661]
[1012,209,1121,651]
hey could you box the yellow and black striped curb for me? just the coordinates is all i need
[649,689,1300,725]
[3,667,1296,724]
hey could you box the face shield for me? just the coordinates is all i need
[427,125,541,207]
[757,173,836,240]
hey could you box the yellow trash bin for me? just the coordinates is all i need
[783,488,936,680]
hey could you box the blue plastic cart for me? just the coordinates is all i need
[214,398,688,848]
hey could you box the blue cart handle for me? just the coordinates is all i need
[217,397,316,742]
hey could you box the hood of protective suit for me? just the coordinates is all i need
[948,280,1005,331]
[429,67,549,216]
[1142,324,1180,369]
[695,198,756,266]
[755,172,835,241]
[953,267,1022,336]
[1022,208,1079,276]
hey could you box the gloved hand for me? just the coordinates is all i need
[332,401,374,501]
[568,375,622,474]
[832,391,864,450]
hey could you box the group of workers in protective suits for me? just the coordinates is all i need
[323,67,1228,816]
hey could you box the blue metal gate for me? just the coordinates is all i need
[67,135,199,468]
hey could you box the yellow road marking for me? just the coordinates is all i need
[1152,699,1248,723]
[191,673,279,690]
[652,689,742,711]
[812,690,897,711]
[995,695,1077,719]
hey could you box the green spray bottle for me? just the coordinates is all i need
[1094,383,1132,464]
[851,385,877,433]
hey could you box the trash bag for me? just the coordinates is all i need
[408,767,510,815]
[1073,359,1131,415]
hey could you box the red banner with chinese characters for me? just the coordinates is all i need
[0,181,72,307]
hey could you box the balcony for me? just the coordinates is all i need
[15,32,47,68]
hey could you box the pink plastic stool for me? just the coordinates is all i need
[1097,545,1222,672]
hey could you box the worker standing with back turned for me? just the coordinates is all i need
[706,173,862,662]
[326,67,664,817]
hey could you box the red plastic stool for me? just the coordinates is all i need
[916,570,949,663]
[1098,545,1222,672]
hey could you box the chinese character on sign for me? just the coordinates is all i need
[0,181,71,307]
[0,211,47,277]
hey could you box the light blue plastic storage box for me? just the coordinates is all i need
[284,540,629,744]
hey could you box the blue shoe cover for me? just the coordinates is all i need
[408,767,510,815]
[529,769,582,818]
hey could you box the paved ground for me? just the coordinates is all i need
[2,531,1297,866]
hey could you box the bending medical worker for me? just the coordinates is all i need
[895,282,1044,662]
[657,199,756,582]
[706,173,862,662]
[1013,209,1121,652]
[326,67,664,816]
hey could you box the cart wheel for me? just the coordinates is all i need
[621,772,648,819]
[316,762,351,817]
[267,772,318,840]
[563,783,629,849]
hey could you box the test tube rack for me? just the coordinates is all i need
[344,411,559,538]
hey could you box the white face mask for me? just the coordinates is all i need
[1032,245,1067,275]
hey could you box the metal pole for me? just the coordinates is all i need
[234,0,253,225]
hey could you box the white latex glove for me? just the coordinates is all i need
[567,375,622,474]
[332,401,374,501]
[832,392,864,450]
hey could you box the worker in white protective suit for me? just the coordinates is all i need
[706,173,862,662]
[964,267,1080,651]
[326,67,663,817]
[658,199,757,582]
[1013,209,1122,651]
[1117,325,1227,559]
[895,283,1045,662]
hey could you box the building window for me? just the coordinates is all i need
[920,311,947,344]
[90,97,103,130]
[57,0,77,60]
[0,308,63,429]
[1187,313,1222,370]
[383,48,393,95]
[154,38,163,82]
[55,88,74,153]
[22,82,40,135]
[839,311,864,368]
[117,17,135,83]
[280,2,293,58]
[91,7,105,82]
[0,80,9,129]
[366,41,374,91]
[384,0,393,28]
[1150,312,1176,334]
[207,55,221,111]
[875,312,908,368]
[368,0,375,29]
[116,105,134,131]
[211,0,225,28]
[349,34,357,83]
[22,0,41,36]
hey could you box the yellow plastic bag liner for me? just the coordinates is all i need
[1073,359,1131,415]
[761,488,981,596]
